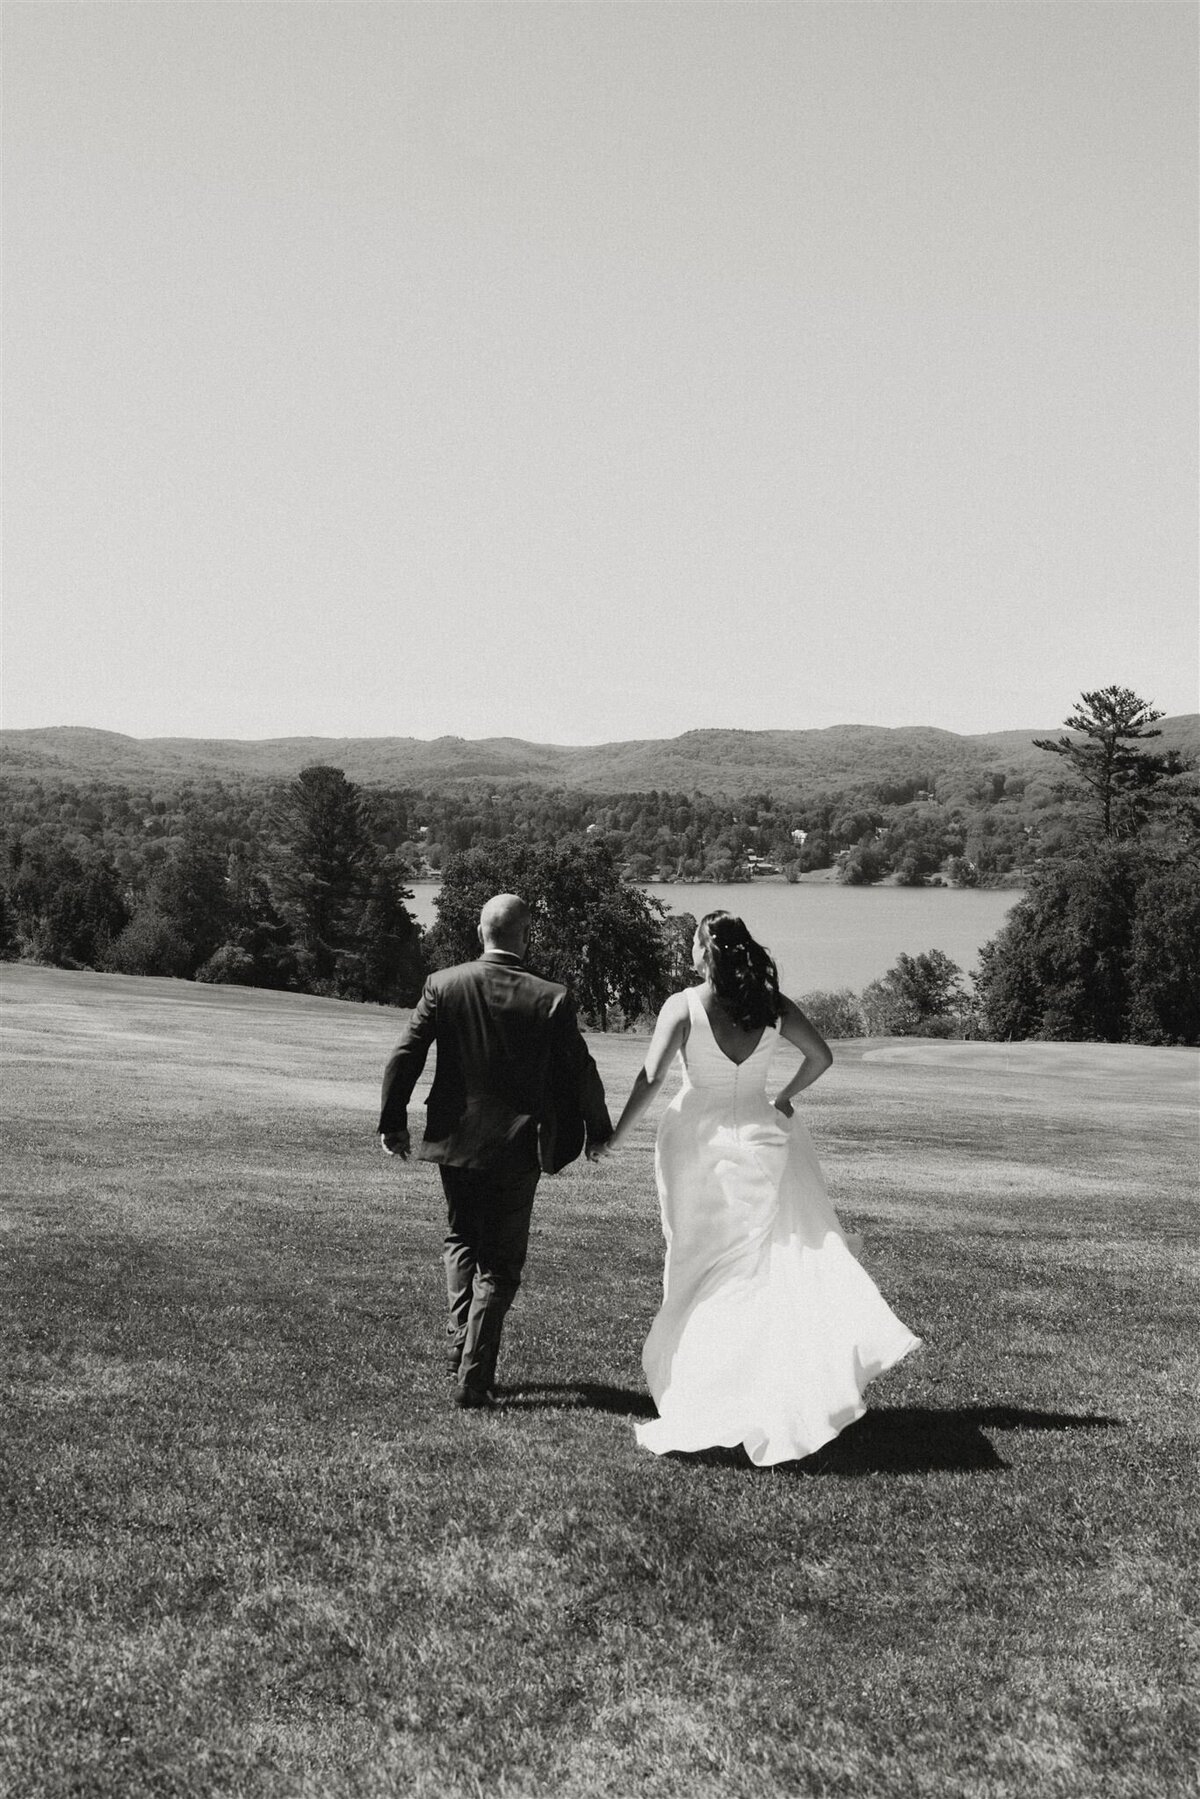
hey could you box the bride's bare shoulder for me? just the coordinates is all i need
[654,988,694,1039]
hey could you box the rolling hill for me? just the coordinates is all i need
[2,716,1197,799]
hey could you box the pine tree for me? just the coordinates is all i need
[1033,686,1169,838]
[271,766,378,992]
[356,855,426,1006]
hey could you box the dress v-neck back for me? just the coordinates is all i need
[686,987,773,1072]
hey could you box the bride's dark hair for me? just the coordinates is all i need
[697,911,783,1032]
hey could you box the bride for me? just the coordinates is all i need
[608,910,920,1466]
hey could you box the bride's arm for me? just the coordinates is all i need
[773,996,833,1115]
[608,991,691,1149]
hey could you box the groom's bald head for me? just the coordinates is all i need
[479,893,530,955]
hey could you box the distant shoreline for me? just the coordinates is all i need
[404,873,1028,893]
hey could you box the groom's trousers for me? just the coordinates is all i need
[440,1159,540,1398]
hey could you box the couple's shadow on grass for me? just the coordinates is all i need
[500,1383,1121,1475]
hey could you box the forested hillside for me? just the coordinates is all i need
[3,698,1195,1043]
[6,716,1197,798]
[4,713,1197,897]
[0,761,1057,891]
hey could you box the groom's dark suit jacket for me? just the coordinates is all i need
[377,951,611,1174]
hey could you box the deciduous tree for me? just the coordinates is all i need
[975,846,1143,1042]
[429,836,672,1029]
[795,989,865,1039]
[3,841,128,967]
[860,950,968,1037]
[1125,863,1200,1046]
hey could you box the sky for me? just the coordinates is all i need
[3,0,1197,745]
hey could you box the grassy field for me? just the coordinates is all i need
[2,964,1197,1799]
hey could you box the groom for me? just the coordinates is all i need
[378,893,612,1408]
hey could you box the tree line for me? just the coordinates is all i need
[1,687,1196,1044]
[799,689,1199,1046]
[0,764,675,1025]
[0,767,426,1005]
[0,745,1115,893]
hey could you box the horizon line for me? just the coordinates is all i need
[7,714,1198,750]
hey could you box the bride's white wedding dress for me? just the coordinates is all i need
[636,989,920,1467]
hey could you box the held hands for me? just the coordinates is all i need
[382,1129,616,1163]
[772,1095,795,1119]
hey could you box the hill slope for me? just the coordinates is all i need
[4,961,1197,1799]
[2,717,1197,798]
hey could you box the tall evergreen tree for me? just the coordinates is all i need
[975,685,1199,1044]
[271,766,378,992]
[1033,686,1169,838]
[195,850,298,989]
[355,855,426,1006]
[147,824,230,973]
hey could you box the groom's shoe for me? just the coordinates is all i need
[454,1384,495,1411]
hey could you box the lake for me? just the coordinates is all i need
[405,881,1022,994]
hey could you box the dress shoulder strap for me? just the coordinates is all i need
[679,985,705,1055]
[684,986,709,1032]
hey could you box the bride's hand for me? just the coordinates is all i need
[773,1095,794,1118]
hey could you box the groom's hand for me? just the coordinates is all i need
[380,1130,411,1159]
[585,1136,613,1162]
